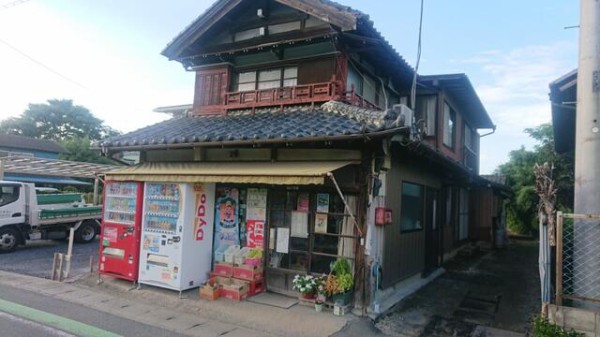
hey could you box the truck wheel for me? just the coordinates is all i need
[0,228,19,253]
[75,221,97,243]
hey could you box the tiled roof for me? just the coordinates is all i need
[99,102,406,150]
[0,134,69,154]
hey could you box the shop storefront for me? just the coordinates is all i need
[103,160,362,297]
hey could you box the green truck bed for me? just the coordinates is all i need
[39,206,102,221]
[37,193,84,205]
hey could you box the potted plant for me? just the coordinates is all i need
[292,274,318,299]
[328,258,354,306]
[314,296,324,312]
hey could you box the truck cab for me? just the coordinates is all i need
[0,181,102,253]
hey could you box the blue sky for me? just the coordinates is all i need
[0,0,579,173]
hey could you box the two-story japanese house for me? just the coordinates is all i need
[99,0,497,315]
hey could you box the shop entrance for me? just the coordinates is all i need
[265,190,357,296]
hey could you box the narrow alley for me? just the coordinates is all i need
[374,239,539,337]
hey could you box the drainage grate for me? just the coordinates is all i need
[453,291,501,322]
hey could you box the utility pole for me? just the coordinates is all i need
[573,0,600,306]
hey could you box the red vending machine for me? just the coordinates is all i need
[98,181,144,282]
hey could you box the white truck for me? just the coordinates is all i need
[0,181,102,253]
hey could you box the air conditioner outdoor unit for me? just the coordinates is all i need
[392,104,414,128]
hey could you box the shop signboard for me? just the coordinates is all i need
[246,188,267,249]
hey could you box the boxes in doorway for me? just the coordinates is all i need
[213,262,234,276]
[224,245,241,264]
[245,257,262,266]
[209,274,231,287]
[221,278,249,301]
[246,278,265,297]
[233,264,263,281]
[199,284,221,301]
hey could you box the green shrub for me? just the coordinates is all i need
[533,317,585,337]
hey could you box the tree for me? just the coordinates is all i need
[496,123,574,234]
[0,99,118,141]
[59,136,118,165]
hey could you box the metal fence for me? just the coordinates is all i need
[556,212,600,306]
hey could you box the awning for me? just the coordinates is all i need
[105,161,357,185]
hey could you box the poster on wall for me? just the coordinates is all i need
[246,188,268,249]
[297,193,309,212]
[290,211,308,238]
[213,187,240,257]
[316,193,330,213]
[315,213,328,233]
[276,227,289,253]
[247,220,265,248]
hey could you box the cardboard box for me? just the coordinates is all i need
[221,278,249,301]
[209,274,231,287]
[246,277,265,297]
[245,257,262,266]
[213,262,234,276]
[233,264,263,281]
[199,284,221,301]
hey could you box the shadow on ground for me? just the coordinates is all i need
[375,239,540,337]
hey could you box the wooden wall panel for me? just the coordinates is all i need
[298,57,335,85]
[193,65,231,115]
[381,153,440,288]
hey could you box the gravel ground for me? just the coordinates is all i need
[0,238,99,279]
[375,239,539,337]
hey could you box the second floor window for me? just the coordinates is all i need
[443,102,456,148]
[416,95,437,136]
[234,67,298,92]
[400,182,424,232]
[464,124,475,151]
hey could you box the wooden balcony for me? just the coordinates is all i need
[217,81,381,113]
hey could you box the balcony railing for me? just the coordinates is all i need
[224,81,338,110]
[220,81,381,112]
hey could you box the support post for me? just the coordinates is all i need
[574,0,600,303]
[556,211,564,306]
[93,177,99,205]
[64,227,75,279]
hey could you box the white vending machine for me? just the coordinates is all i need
[138,182,215,292]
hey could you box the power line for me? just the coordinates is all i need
[410,0,425,110]
[0,37,87,89]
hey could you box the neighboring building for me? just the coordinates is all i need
[0,134,68,159]
[0,134,115,186]
[549,69,577,153]
[100,0,496,315]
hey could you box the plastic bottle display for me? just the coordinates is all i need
[144,183,181,234]
[104,182,138,225]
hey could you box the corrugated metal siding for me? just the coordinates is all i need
[381,154,440,288]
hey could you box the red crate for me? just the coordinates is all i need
[213,263,234,276]
[221,279,249,301]
[233,265,263,281]
[246,277,265,297]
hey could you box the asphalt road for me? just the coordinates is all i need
[0,237,99,279]
[0,284,189,337]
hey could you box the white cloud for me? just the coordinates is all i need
[462,42,577,173]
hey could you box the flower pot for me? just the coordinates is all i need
[331,291,353,306]
[301,292,316,300]
[315,303,323,312]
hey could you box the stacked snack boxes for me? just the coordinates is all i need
[208,247,264,301]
